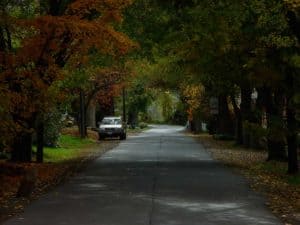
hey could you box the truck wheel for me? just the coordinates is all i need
[99,135,105,140]
[120,133,126,140]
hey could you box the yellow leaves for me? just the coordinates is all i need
[181,84,205,120]
[283,0,300,11]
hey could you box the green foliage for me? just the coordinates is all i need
[127,83,153,113]
[161,92,174,121]
[169,102,188,125]
[123,0,185,59]
[0,0,37,18]
[139,122,148,129]
[287,175,300,185]
[243,121,268,149]
[126,71,154,116]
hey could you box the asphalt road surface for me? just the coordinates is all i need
[3,125,282,225]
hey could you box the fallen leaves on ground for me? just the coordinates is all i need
[194,133,300,225]
[0,135,119,223]
[0,162,69,222]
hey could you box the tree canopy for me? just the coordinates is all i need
[0,0,299,174]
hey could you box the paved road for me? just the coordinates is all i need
[4,125,282,225]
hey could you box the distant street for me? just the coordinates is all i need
[4,125,282,225]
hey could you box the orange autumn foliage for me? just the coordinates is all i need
[181,84,205,121]
[0,0,135,159]
[0,0,135,161]
[85,67,126,108]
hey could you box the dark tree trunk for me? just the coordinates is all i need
[231,95,243,145]
[265,89,287,161]
[286,106,298,174]
[240,84,253,147]
[0,27,6,51]
[79,90,87,138]
[217,95,234,136]
[240,85,252,121]
[128,110,138,129]
[285,70,299,174]
[11,132,32,162]
[190,120,196,132]
[4,26,12,51]
[0,27,5,72]
[86,100,96,128]
[36,120,44,163]
[110,97,115,116]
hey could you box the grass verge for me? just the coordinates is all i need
[34,135,96,163]
[127,127,150,135]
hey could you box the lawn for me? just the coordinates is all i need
[39,135,96,162]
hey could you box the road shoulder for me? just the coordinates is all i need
[191,133,300,225]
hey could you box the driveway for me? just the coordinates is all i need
[3,125,282,225]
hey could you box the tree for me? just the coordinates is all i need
[122,0,299,173]
[0,0,135,162]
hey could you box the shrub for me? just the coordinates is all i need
[43,111,64,147]
[139,122,148,129]
[243,121,268,149]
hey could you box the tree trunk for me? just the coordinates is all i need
[11,132,32,162]
[217,95,233,136]
[36,120,44,163]
[86,99,96,128]
[79,90,87,138]
[240,85,252,121]
[286,106,298,174]
[0,27,6,51]
[285,69,298,174]
[240,84,253,147]
[4,26,12,51]
[110,97,115,116]
[231,95,243,144]
[265,89,287,161]
[128,110,138,129]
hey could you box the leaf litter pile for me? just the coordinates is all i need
[195,134,300,225]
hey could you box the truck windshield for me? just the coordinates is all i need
[102,118,121,125]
